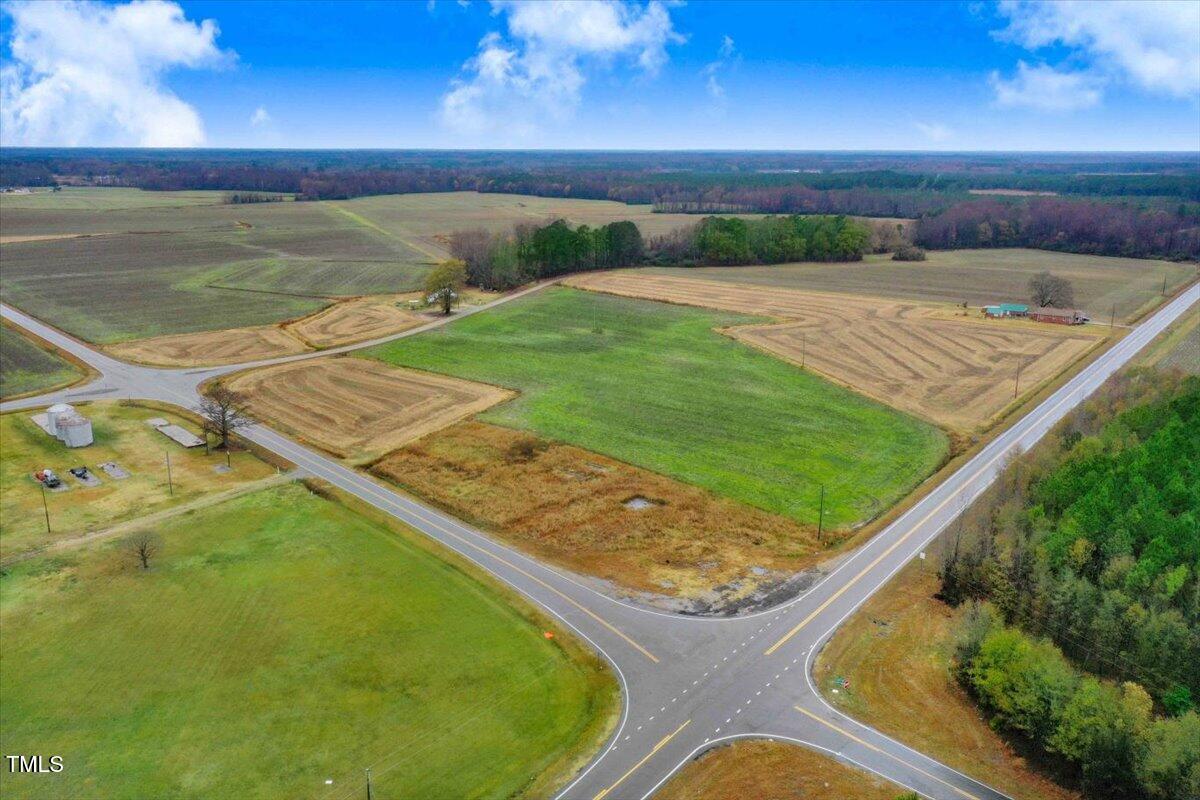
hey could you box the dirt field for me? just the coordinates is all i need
[107,325,310,366]
[373,421,819,601]
[225,359,514,462]
[566,272,1101,431]
[657,740,902,800]
[284,295,425,348]
[816,561,1079,800]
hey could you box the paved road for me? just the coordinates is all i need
[3,281,1196,800]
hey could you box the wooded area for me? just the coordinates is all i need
[941,370,1200,799]
[449,215,873,289]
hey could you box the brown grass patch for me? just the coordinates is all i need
[226,359,513,463]
[657,740,901,800]
[565,272,1100,432]
[815,561,1079,800]
[107,325,309,366]
[284,295,424,348]
[371,421,818,597]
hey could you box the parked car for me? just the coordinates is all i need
[35,468,62,488]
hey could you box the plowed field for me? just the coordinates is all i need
[225,358,514,462]
[565,272,1101,431]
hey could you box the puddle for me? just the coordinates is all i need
[623,496,660,510]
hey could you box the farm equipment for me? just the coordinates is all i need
[35,468,62,488]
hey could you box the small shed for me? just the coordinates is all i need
[57,414,94,448]
[45,403,76,436]
[1030,307,1085,325]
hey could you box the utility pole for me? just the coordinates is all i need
[801,333,807,369]
[817,484,825,542]
[1014,355,1025,399]
[365,768,373,800]
[1162,274,1168,297]
[1110,303,1116,331]
[40,483,51,534]
[165,452,173,496]
[226,445,232,469]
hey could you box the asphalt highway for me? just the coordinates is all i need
[3,280,1196,800]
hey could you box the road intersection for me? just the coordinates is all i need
[3,280,1196,800]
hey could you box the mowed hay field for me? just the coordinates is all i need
[0,323,85,399]
[0,403,275,559]
[567,272,1102,431]
[0,481,616,800]
[105,296,429,366]
[644,249,1197,324]
[657,740,902,800]
[225,358,514,462]
[815,561,1079,800]
[366,287,947,528]
[374,421,814,597]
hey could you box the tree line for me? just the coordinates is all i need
[5,152,1197,260]
[938,369,1199,797]
[449,214,873,290]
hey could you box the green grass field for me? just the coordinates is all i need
[0,324,84,399]
[364,287,947,527]
[0,481,615,799]
[645,248,1197,323]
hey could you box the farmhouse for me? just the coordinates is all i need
[1029,307,1087,325]
[982,303,1029,318]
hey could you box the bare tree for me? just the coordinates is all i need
[1028,271,1075,308]
[128,532,161,570]
[199,386,252,449]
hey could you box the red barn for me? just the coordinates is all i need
[1029,307,1086,325]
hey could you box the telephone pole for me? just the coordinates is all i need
[801,333,807,369]
[165,452,173,496]
[816,484,825,542]
[1014,355,1025,399]
[365,768,373,800]
[40,483,51,534]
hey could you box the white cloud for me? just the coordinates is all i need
[914,121,953,142]
[992,0,1200,107]
[990,60,1102,111]
[440,0,683,138]
[1,0,229,147]
[250,106,271,126]
[702,35,736,101]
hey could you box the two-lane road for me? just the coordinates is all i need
[3,279,1195,799]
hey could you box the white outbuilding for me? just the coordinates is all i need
[45,403,76,436]
[57,414,94,448]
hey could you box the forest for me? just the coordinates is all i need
[941,369,1200,799]
[449,214,872,289]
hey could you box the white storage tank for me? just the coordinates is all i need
[57,414,93,448]
[45,403,75,436]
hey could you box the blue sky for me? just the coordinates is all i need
[2,0,1198,150]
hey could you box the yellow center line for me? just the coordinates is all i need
[795,707,981,800]
[594,719,691,800]
[279,439,659,663]
[765,436,1022,656]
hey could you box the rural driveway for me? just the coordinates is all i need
[2,279,1196,800]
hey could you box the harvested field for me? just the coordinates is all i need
[657,740,901,800]
[566,272,1101,431]
[374,421,816,598]
[285,295,424,348]
[643,249,1196,324]
[1142,310,1200,375]
[226,358,514,462]
[106,325,310,366]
